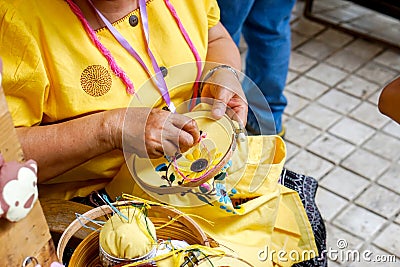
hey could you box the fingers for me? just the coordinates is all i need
[169,114,200,153]
[210,85,235,120]
[145,111,200,158]
[161,140,179,157]
[227,97,248,125]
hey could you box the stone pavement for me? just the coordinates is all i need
[242,0,400,266]
[288,1,400,266]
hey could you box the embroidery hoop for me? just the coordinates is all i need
[129,109,244,195]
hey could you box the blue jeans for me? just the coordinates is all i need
[217,0,295,134]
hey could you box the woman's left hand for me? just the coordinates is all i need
[200,67,248,126]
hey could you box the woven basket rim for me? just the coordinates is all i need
[56,201,210,261]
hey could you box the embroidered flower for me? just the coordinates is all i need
[174,144,223,181]
[215,183,231,204]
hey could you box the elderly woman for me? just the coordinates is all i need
[1,0,324,266]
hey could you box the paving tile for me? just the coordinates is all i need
[334,204,386,239]
[297,40,338,60]
[382,121,400,138]
[291,31,308,49]
[308,133,355,164]
[296,103,342,130]
[374,50,400,72]
[286,76,330,100]
[317,89,361,114]
[375,27,400,48]
[367,90,381,106]
[341,3,373,16]
[363,132,400,160]
[291,18,326,37]
[372,13,400,25]
[284,91,309,116]
[284,141,300,161]
[349,245,399,267]
[306,63,348,86]
[336,75,380,100]
[286,71,299,84]
[343,21,370,34]
[315,188,348,222]
[374,223,400,257]
[292,0,305,15]
[326,50,369,72]
[343,39,384,60]
[396,214,400,225]
[327,260,341,267]
[285,150,334,179]
[326,223,364,252]
[290,13,299,24]
[378,163,400,195]
[355,184,400,218]
[313,0,348,11]
[349,15,389,33]
[328,117,375,145]
[285,118,321,147]
[356,62,398,86]
[341,149,391,181]
[289,51,318,73]
[325,230,360,265]
[315,28,354,48]
[322,8,361,23]
[349,101,389,129]
[320,167,369,200]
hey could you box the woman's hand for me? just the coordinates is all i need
[201,67,248,126]
[204,22,248,126]
[106,107,200,158]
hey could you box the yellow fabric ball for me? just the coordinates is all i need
[100,207,156,259]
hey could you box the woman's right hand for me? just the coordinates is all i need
[105,107,200,158]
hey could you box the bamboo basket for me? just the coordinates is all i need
[57,202,211,266]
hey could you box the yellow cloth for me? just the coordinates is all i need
[107,135,318,266]
[2,0,219,199]
[1,1,318,265]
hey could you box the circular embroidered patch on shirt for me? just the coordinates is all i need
[80,65,112,97]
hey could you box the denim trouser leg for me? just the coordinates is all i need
[218,0,295,134]
[217,0,255,45]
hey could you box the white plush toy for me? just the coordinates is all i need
[0,154,39,222]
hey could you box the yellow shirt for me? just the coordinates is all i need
[2,0,220,199]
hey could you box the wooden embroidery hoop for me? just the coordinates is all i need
[130,109,243,195]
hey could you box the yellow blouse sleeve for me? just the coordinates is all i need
[206,0,220,29]
[0,2,48,127]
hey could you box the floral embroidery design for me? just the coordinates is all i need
[154,155,242,213]
[80,65,112,97]
[174,145,223,183]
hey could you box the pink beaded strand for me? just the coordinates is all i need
[65,0,135,94]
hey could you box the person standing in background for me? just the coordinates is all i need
[217,0,295,137]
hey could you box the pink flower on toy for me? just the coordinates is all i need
[0,154,38,222]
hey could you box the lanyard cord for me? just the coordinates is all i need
[66,0,202,111]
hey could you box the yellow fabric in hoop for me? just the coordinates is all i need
[106,135,318,266]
